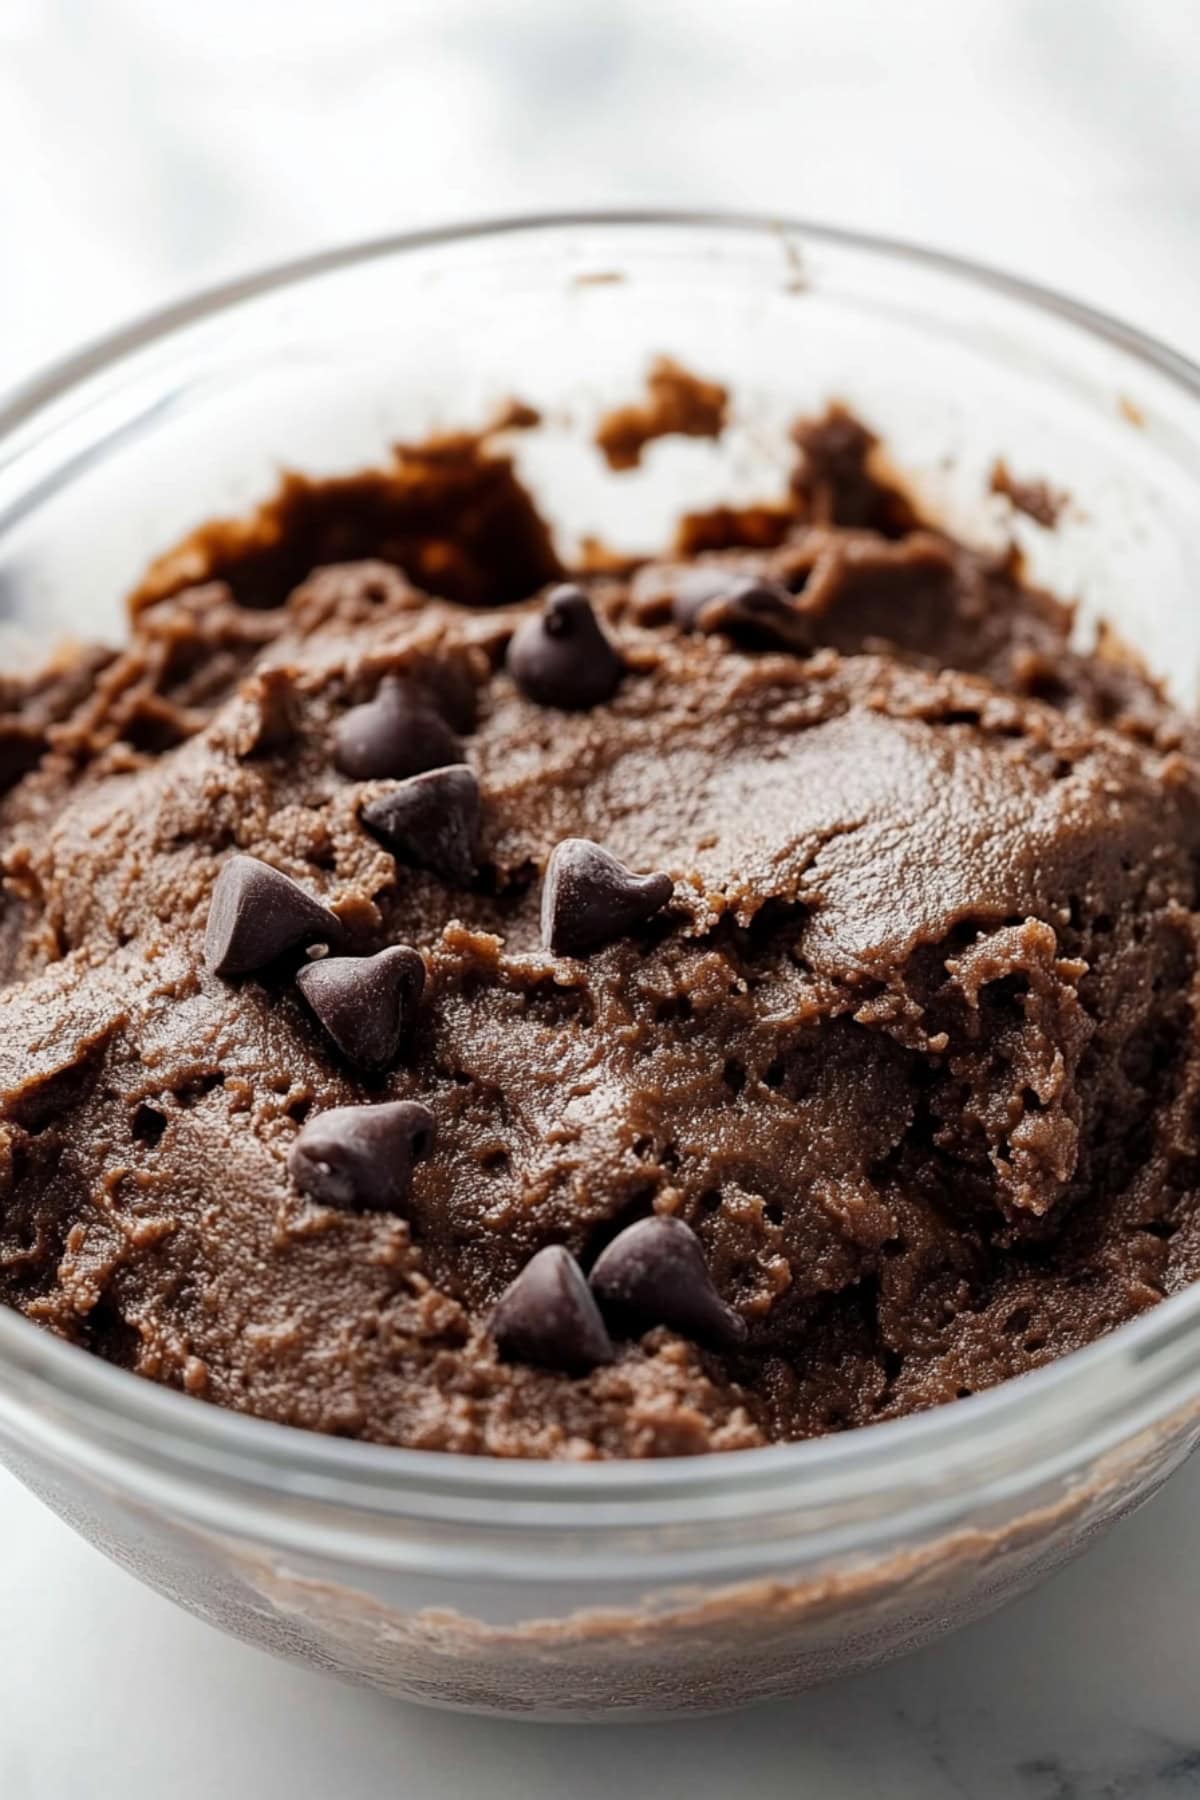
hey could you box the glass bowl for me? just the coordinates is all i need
[2,212,1200,1721]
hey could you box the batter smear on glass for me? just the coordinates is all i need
[1,403,1198,1459]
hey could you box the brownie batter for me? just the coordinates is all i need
[594,356,729,470]
[990,458,1068,530]
[1,408,1199,1460]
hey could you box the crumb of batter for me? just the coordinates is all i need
[487,398,542,434]
[594,356,729,471]
[991,459,1068,529]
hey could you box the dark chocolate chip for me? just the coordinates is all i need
[288,1100,435,1211]
[492,1245,614,1374]
[589,1215,747,1346]
[332,676,462,781]
[204,854,344,978]
[361,764,481,885]
[671,567,745,628]
[673,571,809,650]
[541,838,673,956]
[506,585,624,710]
[295,945,425,1069]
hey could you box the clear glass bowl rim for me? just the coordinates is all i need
[2,207,1200,1540]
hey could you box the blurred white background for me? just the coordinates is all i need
[2,0,1200,394]
[4,3,1200,1795]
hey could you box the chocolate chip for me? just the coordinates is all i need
[361,764,481,885]
[332,677,462,780]
[673,571,809,650]
[541,838,673,956]
[204,854,344,978]
[296,945,425,1069]
[288,1100,435,1211]
[671,568,743,628]
[492,1245,614,1374]
[507,586,624,710]
[589,1216,747,1346]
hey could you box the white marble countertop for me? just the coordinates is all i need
[3,1453,1200,1799]
[3,2,1200,1794]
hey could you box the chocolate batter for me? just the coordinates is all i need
[990,458,1068,529]
[1,409,1198,1459]
[594,356,728,470]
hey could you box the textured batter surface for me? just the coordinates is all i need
[2,417,1200,1458]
